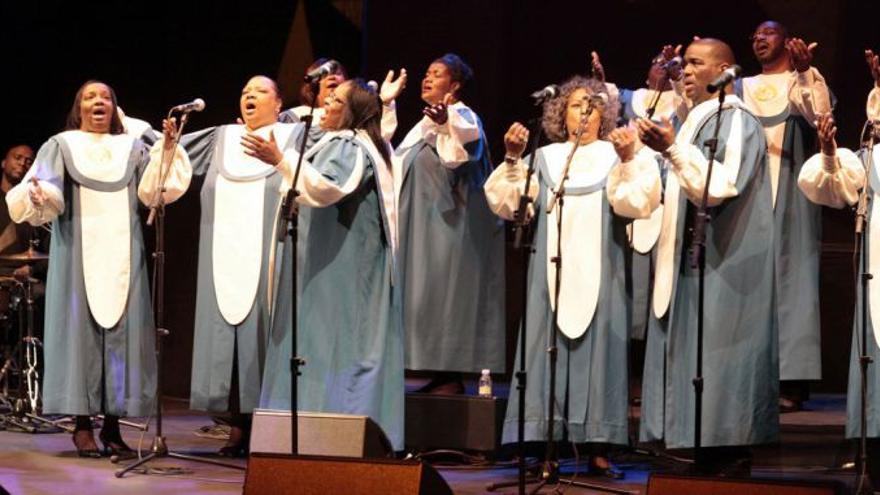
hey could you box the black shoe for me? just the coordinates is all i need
[72,431,102,459]
[218,442,248,458]
[99,430,136,460]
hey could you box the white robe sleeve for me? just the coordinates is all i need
[605,154,662,219]
[7,140,65,226]
[664,109,747,207]
[790,68,832,124]
[434,106,482,169]
[137,141,193,206]
[7,179,64,227]
[868,87,880,122]
[797,148,865,208]
[381,101,397,142]
[277,139,366,208]
[483,159,539,221]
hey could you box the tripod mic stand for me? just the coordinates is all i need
[277,81,319,456]
[485,108,544,495]
[853,122,875,495]
[116,110,243,477]
[687,87,728,473]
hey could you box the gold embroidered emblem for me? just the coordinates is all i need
[753,84,778,102]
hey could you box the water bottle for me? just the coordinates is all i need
[478,369,492,398]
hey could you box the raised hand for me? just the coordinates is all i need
[504,122,529,159]
[591,51,606,82]
[28,176,45,207]
[865,49,880,87]
[608,127,636,162]
[241,130,284,165]
[636,116,676,153]
[380,68,408,104]
[816,113,837,156]
[787,38,818,73]
[162,117,178,150]
[660,44,684,80]
[423,93,453,125]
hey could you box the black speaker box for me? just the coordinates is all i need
[647,472,844,495]
[405,392,506,453]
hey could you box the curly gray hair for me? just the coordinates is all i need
[541,76,620,142]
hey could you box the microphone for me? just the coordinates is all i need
[661,56,682,72]
[707,65,742,93]
[171,98,206,113]
[530,84,560,103]
[304,60,340,83]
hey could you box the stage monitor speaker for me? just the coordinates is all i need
[244,453,454,495]
[647,473,844,495]
[405,392,506,452]
[250,409,393,458]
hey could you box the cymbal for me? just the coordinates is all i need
[0,248,49,263]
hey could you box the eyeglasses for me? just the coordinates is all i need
[325,92,345,106]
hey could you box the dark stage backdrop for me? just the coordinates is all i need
[1,0,878,399]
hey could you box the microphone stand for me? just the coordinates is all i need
[486,102,543,495]
[645,72,671,120]
[279,81,318,455]
[688,88,727,473]
[117,109,244,477]
[854,122,874,495]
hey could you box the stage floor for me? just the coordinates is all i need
[0,394,860,494]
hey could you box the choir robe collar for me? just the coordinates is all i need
[539,140,616,339]
[57,131,139,190]
[741,72,793,127]
[56,131,138,329]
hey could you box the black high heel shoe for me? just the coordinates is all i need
[99,430,136,461]
[72,430,102,459]
[588,457,624,480]
[217,424,249,458]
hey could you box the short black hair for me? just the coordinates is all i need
[433,53,474,88]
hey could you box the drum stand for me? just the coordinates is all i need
[0,274,63,433]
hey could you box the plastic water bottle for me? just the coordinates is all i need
[478,369,492,398]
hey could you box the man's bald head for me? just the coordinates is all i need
[689,38,736,67]
[682,38,737,104]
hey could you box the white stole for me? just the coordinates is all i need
[542,141,616,339]
[652,97,746,319]
[59,131,135,329]
[742,72,792,209]
[868,151,880,347]
[212,124,295,326]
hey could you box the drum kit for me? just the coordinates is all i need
[0,239,63,433]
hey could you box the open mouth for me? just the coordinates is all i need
[92,107,108,121]
[243,101,257,116]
